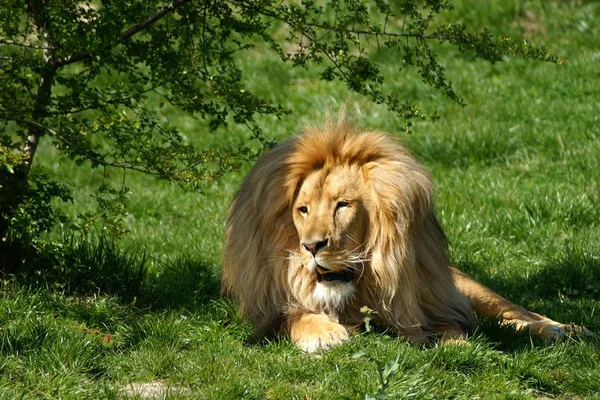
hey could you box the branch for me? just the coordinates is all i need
[0,38,52,49]
[13,118,152,175]
[41,85,160,116]
[235,2,433,42]
[0,67,35,98]
[121,0,192,41]
[53,0,193,68]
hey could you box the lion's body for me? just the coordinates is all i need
[222,119,589,352]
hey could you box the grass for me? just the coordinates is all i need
[2,0,600,398]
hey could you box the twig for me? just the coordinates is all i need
[13,118,153,175]
[0,67,35,98]
[53,0,193,68]
[0,38,52,49]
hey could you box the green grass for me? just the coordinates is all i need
[2,1,600,398]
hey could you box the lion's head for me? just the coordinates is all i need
[223,118,474,342]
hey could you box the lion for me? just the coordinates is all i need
[222,118,590,353]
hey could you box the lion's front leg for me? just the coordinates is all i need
[289,312,349,353]
[451,267,591,342]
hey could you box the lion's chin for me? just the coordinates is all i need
[313,281,355,311]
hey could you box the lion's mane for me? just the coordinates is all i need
[222,119,475,342]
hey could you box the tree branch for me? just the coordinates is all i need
[0,67,36,98]
[53,0,194,68]
[235,2,434,42]
[0,38,52,49]
[13,118,152,175]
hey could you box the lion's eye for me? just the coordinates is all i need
[336,201,350,210]
[297,206,308,215]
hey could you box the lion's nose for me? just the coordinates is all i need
[302,238,329,256]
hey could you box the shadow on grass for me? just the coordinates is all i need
[524,251,600,301]
[455,249,600,350]
[456,249,600,302]
[14,236,146,302]
[12,235,221,312]
[139,256,221,310]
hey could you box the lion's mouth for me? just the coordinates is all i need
[315,265,354,283]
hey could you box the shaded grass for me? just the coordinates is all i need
[15,236,146,302]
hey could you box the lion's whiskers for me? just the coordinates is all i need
[327,248,370,284]
[336,248,369,283]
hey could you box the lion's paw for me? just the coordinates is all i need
[291,314,349,353]
[295,323,349,353]
[526,320,592,343]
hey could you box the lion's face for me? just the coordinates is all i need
[292,164,370,295]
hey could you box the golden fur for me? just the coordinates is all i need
[222,118,590,352]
